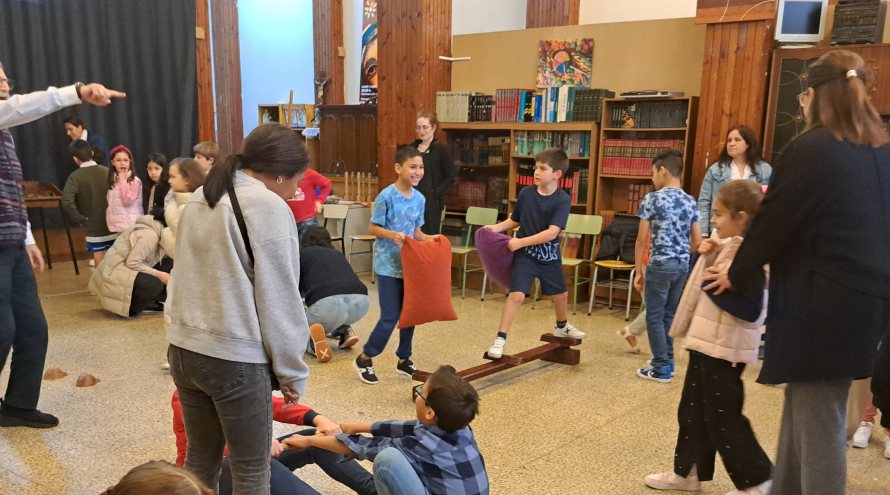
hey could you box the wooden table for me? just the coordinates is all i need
[23,183,79,275]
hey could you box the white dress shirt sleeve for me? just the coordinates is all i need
[24,221,36,246]
[0,85,81,129]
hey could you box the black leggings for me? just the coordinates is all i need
[872,331,890,429]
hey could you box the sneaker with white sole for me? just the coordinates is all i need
[487,337,506,359]
[647,358,676,377]
[852,421,873,448]
[884,437,890,459]
[338,326,360,350]
[161,361,170,371]
[553,322,586,339]
[726,479,772,495]
[644,471,701,491]
[308,324,332,363]
[353,356,378,384]
[637,366,672,383]
[396,358,416,377]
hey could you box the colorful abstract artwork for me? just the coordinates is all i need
[536,39,594,88]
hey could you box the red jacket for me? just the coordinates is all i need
[171,390,318,466]
[287,169,332,223]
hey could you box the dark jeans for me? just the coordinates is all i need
[363,275,414,359]
[168,345,273,495]
[0,245,49,410]
[297,217,319,241]
[644,259,688,369]
[219,429,376,495]
[673,351,772,489]
[872,331,890,429]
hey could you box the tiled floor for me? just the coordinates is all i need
[1,261,888,494]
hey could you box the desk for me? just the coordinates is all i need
[23,181,79,275]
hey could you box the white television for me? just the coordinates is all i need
[775,0,829,43]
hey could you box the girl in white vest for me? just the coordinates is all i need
[645,180,772,495]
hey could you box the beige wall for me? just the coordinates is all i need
[579,0,696,24]
[451,18,706,96]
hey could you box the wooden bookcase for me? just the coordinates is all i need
[594,97,698,218]
[257,103,316,129]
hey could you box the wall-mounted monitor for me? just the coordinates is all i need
[775,0,829,43]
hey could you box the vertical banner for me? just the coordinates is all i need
[360,0,378,104]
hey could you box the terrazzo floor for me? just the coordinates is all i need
[1,260,888,494]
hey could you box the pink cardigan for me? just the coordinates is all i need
[106,175,144,232]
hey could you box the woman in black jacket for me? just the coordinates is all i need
[706,50,890,494]
[411,111,455,235]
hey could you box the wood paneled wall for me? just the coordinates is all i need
[195,0,215,142]
[209,0,243,157]
[691,20,773,197]
[314,0,346,105]
[376,0,452,186]
[526,0,580,28]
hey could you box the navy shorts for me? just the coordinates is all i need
[509,254,566,296]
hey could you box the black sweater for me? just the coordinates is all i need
[299,246,368,306]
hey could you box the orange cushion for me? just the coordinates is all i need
[399,236,458,328]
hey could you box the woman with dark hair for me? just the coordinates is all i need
[64,114,110,165]
[143,152,170,215]
[166,124,312,495]
[697,125,771,236]
[411,110,455,235]
[705,50,890,493]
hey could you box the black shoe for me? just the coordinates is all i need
[0,402,59,429]
[396,358,417,377]
[338,326,359,350]
[141,301,165,313]
[353,356,378,385]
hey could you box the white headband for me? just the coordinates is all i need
[846,69,858,79]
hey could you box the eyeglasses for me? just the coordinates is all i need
[415,125,432,131]
[0,78,14,90]
[412,384,429,405]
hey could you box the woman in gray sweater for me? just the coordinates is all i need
[166,124,311,495]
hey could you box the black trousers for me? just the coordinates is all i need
[674,351,772,489]
[420,196,442,235]
[872,330,890,429]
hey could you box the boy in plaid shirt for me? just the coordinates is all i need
[284,365,488,495]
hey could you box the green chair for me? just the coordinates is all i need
[453,206,499,298]
[532,214,603,314]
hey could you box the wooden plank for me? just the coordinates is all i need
[313,0,346,105]
[209,0,243,157]
[195,0,215,142]
[526,0,580,28]
[696,0,776,24]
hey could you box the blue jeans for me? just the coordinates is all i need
[363,275,414,359]
[0,245,49,410]
[297,217,319,241]
[168,345,273,495]
[373,448,427,495]
[306,294,370,337]
[219,430,376,495]
[644,259,688,370]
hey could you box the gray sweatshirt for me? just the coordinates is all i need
[166,171,310,395]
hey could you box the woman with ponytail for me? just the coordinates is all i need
[166,124,312,495]
[705,50,890,493]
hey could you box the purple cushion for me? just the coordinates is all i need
[474,227,514,288]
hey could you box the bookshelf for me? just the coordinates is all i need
[257,103,316,129]
[594,97,698,223]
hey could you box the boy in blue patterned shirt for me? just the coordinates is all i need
[354,146,437,385]
[484,148,587,359]
[634,149,702,383]
[283,365,489,495]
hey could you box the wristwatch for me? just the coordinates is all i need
[74,82,84,99]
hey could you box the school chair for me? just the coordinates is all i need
[453,206,499,298]
[349,203,375,284]
[588,258,636,321]
[531,214,603,314]
[323,204,349,254]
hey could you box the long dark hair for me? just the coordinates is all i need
[805,50,889,147]
[203,124,309,208]
[717,124,762,167]
[145,153,170,184]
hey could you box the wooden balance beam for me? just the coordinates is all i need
[412,334,581,383]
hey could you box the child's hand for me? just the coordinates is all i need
[633,272,644,293]
[392,232,406,246]
[507,238,523,252]
[270,438,284,458]
[315,416,342,436]
[280,385,300,408]
[422,234,439,242]
[702,261,732,295]
[698,238,718,255]
[282,435,310,450]
[483,224,496,232]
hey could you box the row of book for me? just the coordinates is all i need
[607,100,689,128]
[602,139,685,176]
[626,183,655,216]
[515,163,589,204]
[435,93,494,123]
[514,131,591,157]
[442,176,509,213]
[493,87,614,123]
[446,135,511,165]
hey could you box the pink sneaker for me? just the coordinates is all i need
[644,471,702,491]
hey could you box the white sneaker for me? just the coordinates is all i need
[644,471,701,491]
[726,479,772,495]
[88,259,95,267]
[161,361,170,371]
[852,421,873,448]
[487,337,506,359]
[553,322,587,339]
[884,437,890,459]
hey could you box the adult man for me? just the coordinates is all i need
[0,61,124,428]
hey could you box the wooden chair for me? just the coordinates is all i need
[322,204,349,254]
[452,206,499,298]
[532,214,603,314]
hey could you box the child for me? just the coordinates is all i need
[60,139,116,266]
[645,180,771,493]
[142,152,169,215]
[287,167,332,240]
[484,147,585,359]
[106,145,143,233]
[354,146,437,385]
[193,140,219,174]
[851,392,890,458]
[634,149,701,382]
[160,157,206,258]
[102,460,214,495]
[300,225,368,362]
[283,365,489,495]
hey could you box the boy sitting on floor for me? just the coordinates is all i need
[283,365,489,495]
